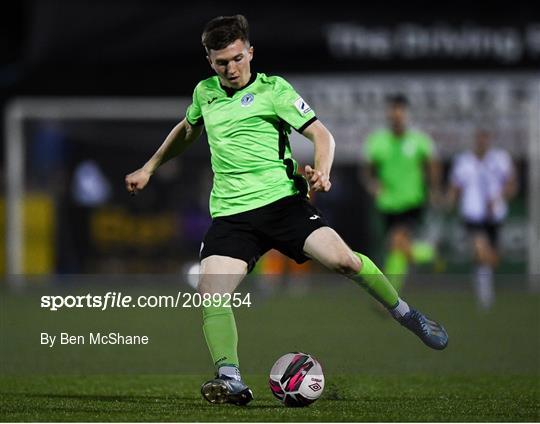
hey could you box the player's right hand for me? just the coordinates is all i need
[125,168,152,196]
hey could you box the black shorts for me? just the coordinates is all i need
[464,220,500,247]
[200,194,328,272]
[381,206,424,232]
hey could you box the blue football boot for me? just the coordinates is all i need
[399,308,449,350]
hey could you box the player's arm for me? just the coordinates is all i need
[426,156,443,206]
[420,131,442,206]
[360,131,380,197]
[446,157,462,211]
[362,163,380,197]
[125,118,203,195]
[301,120,335,192]
[446,184,461,210]
[502,159,518,201]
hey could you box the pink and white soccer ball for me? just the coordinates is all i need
[269,352,325,407]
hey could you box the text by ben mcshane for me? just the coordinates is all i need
[41,332,149,347]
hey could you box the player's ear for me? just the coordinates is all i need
[248,45,254,61]
[206,55,217,73]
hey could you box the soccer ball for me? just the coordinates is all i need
[269,352,324,407]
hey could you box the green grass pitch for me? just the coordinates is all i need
[1,280,539,421]
[1,374,537,422]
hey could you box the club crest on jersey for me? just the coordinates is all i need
[241,93,255,107]
[294,97,312,115]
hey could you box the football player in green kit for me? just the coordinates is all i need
[364,94,441,293]
[125,15,448,406]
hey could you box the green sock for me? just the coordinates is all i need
[202,305,239,368]
[411,241,435,264]
[384,249,408,293]
[350,252,399,308]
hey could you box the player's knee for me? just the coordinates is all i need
[391,230,409,251]
[473,240,490,264]
[331,253,361,275]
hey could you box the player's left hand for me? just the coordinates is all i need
[305,165,332,192]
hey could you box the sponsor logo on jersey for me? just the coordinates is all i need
[241,93,255,107]
[294,97,312,115]
[207,97,218,104]
[309,215,320,220]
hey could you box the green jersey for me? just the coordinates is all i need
[364,128,434,213]
[186,73,316,218]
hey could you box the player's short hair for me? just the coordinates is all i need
[386,93,409,107]
[202,15,250,52]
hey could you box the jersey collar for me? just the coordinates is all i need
[391,128,409,140]
[220,72,257,97]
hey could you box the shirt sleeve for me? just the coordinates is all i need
[363,132,378,164]
[272,77,317,133]
[185,84,204,127]
[497,150,513,181]
[419,132,435,159]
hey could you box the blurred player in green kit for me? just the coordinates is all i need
[126,16,448,406]
[363,94,442,293]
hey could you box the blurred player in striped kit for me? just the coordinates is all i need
[448,129,518,310]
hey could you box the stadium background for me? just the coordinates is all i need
[1,1,539,421]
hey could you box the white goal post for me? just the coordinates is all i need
[529,81,540,281]
[4,97,190,277]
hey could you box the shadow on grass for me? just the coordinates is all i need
[2,392,196,402]
[1,392,284,411]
